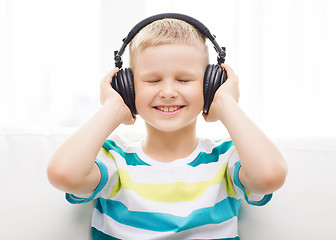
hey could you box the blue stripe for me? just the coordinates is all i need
[188,140,234,167]
[95,197,241,233]
[91,227,121,240]
[66,159,109,204]
[103,140,150,166]
[193,238,240,240]
[92,226,239,240]
[233,161,272,206]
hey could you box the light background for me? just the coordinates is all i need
[1,0,335,143]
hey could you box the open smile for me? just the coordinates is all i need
[153,105,185,113]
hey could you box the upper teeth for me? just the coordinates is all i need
[157,106,179,112]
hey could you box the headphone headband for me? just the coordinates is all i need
[114,13,226,68]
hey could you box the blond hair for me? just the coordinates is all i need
[129,18,209,69]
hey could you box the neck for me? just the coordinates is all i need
[142,120,199,162]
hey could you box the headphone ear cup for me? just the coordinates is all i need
[111,68,137,117]
[203,65,211,112]
[203,64,228,114]
[111,70,120,94]
[125,68,137,115]
[203,65,216,114]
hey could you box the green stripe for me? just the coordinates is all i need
[92,226,239,240]
[194,238,240,240]
[103,140,150,166]
[103,139,233,167]
[95,197,241,233]
[188,140,234,167]
[91,227,121,239]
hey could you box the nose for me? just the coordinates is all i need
[159,80,177,99]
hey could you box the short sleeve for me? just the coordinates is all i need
[226,145,272,206]
[66,142,119,204]
[233,161,272,206]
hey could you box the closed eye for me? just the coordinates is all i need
[146,80,160,84]
[177,79,191,83]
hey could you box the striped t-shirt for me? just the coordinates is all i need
[66,135,272,240]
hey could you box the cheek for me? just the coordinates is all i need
[134,85,154,110]
[134,89,144,109]
[182,85,204,109]
[194,94,204,109]
[192,83,205,105]
[134,82,142,110]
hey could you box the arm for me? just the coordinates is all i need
[47,68,135,195]
[203,64,287,194]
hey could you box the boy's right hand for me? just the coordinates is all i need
[100,68,136,125]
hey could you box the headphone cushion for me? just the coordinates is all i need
[203,65,216,113]
[111,68,137,116]
[203,64,227,114]
[125,68,137,115]
[203,65,212,109]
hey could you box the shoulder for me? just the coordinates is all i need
[198,137,235,155]
[187,138,236,167]
[101,134,149,166]
[103,134,141,153]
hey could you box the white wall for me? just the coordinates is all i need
[1,0,336,141]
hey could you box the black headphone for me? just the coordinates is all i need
[111,13,227,117]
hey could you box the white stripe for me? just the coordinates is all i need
[92,209,239,240]
[112,182,234,217]
[95,151,119,199]
[97,149,117,176]
[247,192,266,202]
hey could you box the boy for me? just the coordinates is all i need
[48,16,287,239]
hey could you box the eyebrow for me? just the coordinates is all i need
[176,70,200,78]
[137,71,161,79]
[137,70,200,79]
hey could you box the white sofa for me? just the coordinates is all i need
[1,128,335,239]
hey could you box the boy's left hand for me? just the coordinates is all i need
[203,64,240,122]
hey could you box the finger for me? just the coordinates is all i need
[103,68,119,85]
[221,64,239,85]
[107,67,119,78]
[221,64,234,77]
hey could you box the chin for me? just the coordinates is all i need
[145,118,198,134]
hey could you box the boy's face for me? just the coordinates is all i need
[133,44,207,133]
